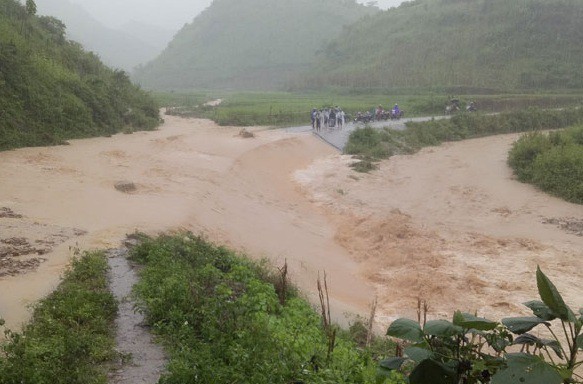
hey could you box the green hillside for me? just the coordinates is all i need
[0,0,160,151]
[297,0,583,92]
[132,0,377,91]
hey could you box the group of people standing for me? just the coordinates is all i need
[311,107,346,132]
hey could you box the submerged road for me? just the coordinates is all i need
[283,115,449,151]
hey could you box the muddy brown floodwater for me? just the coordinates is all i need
[0,114,581,339]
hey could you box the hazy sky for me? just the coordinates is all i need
[68,0,405,31]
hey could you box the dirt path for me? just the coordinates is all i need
[0,114,581,335]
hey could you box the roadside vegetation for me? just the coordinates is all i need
[0,0,160,152]
[508,125,583,204]
[345,106,583,172]
[129,233,403,384]
[0,252,117,384]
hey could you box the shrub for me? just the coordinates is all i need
[531,144,583,203]
[508,125,583,204]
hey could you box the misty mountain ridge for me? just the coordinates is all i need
[132,0,379,90]
[134,0,583,92]
[34,0,171,71]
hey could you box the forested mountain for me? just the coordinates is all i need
[34,0,167,71]
[297,0,583,92]
[132,0,378,91]
[0,0,160,151]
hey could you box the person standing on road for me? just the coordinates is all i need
[311,108,317,129]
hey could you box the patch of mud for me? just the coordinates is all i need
[542,217,583,236]
[107,245,166,384]
[0,208,86,277]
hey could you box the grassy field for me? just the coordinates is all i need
[155,90,583,127]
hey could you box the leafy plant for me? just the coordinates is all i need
[380,267,582,384]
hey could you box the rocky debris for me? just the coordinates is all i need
[0,207,22,218]
[239,128,255,138]
[542,217,583,237]
[0,237,51,258]
[114,181,137,193]
[0,257,46,277]
[0,219,87,277]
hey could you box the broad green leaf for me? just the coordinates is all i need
[577,333,583,351]
[492,353,562,384]
[536,267,575,322]
[512,334,563,359]
[502,316,549,334]
[409,359,456,384]
[540,339,564,359]
[423,319,463,338]
[453,311,498,331]
[404,346,433,363]
[512,333,540,345]
[387,318,424,343]
[379,357,407,371]
[523,300,557,321]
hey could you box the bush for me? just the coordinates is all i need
[531,144,583,203]
[508,132,553,181]
[508,125,583,204]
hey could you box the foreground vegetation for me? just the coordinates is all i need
[382,267,582,384]
[158,90,583,127]
[509,125,583,204]
[0,0,160,151]
[129,233,403,384]
[0,241,578,383]
[0,252,117,384]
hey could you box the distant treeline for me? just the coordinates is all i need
[0,0,160,151]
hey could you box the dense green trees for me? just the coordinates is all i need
[300,0,583,92]
[0,0,160,151]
